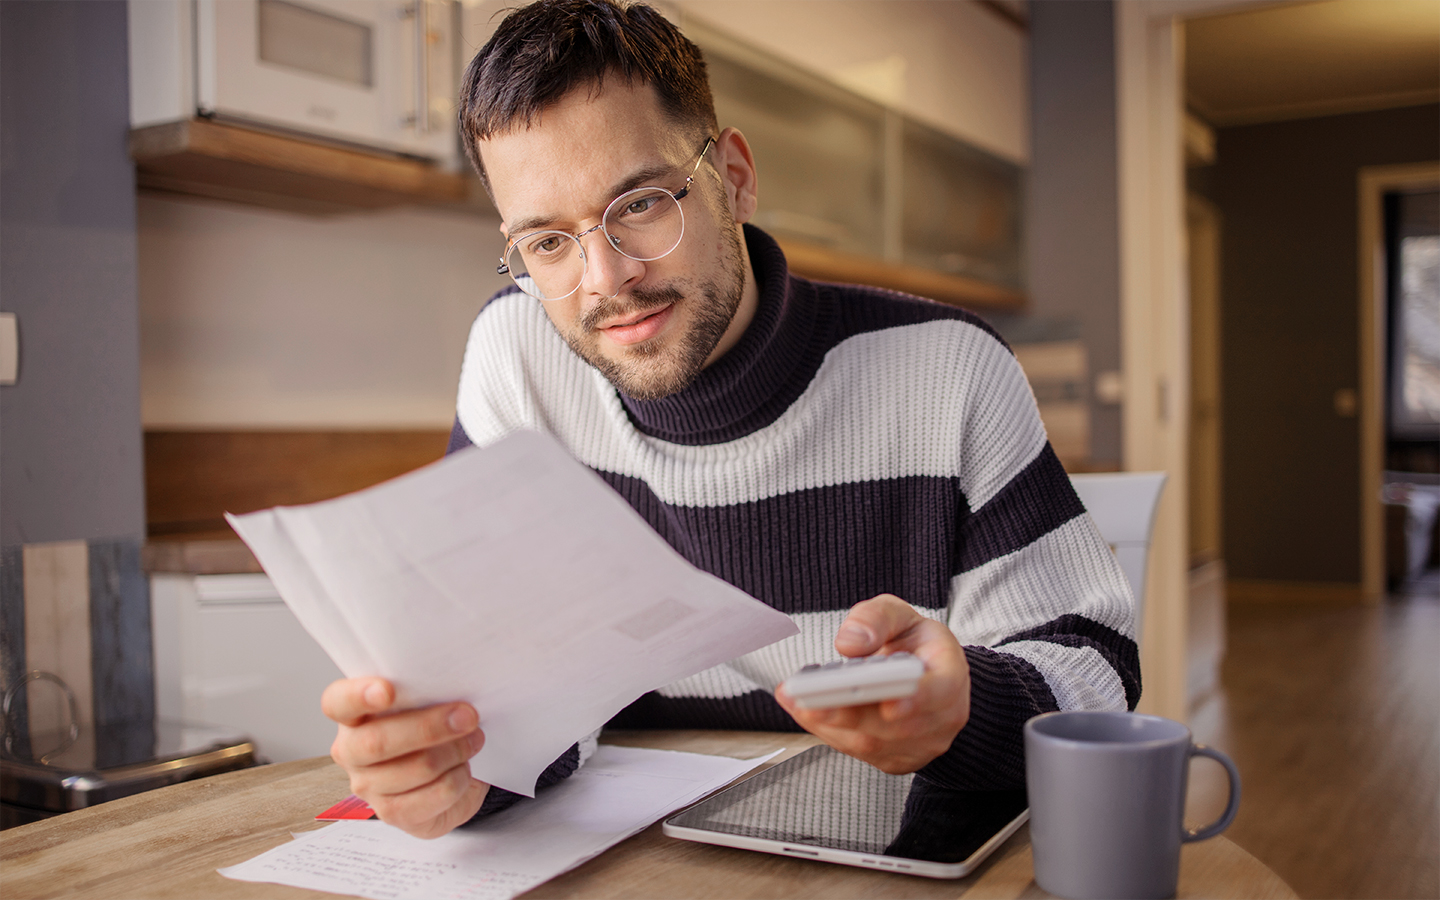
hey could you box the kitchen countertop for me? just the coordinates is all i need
[142,537,262,575]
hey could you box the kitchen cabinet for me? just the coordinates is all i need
[128,0,478,215]
[693,21,1025,310]
[130,0,463,165]
[127,5,1023,309]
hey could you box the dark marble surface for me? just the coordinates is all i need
[0,545,30,759]
[88,538,155,767]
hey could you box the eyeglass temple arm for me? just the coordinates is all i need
[671,136,717,202]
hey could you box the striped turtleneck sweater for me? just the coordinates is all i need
[449,224,1140,795]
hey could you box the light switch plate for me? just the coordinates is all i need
[0,312,16,385]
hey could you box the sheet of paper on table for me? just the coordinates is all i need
[227,429,798,796]
[220,745,781,900]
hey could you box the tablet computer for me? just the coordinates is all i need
[662,745,1028,879]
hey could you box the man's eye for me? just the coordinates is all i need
[623,197,657,216]
[529,235,562,254]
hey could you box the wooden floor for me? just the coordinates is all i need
[1185,593,1440,900]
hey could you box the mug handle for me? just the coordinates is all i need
[1182,743,1242,842]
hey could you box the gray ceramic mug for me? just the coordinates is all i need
[1024,710,1241,900]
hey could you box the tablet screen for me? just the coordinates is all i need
[665,745,1027,865]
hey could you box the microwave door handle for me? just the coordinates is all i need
[413,0,429,134]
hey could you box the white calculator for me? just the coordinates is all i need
[781,652,924,709]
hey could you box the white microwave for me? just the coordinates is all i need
[130,0,460,165]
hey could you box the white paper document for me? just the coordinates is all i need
[220,746,780,900]
[227,429,797,795]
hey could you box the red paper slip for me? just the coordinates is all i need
[316,795,376,821]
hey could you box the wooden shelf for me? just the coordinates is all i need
[775,238,1025,312]
[129,117,486,216]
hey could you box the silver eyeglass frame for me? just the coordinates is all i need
[497,137,717,300]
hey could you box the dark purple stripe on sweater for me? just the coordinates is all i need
[914,645,1058,791]
[453,429,1089,618]
[823,278,1010,356]
[446,417,474,454]
[998,613,1142,711]
[956,442,1086,573]
[608,689,804,732]
[597,470,964,613]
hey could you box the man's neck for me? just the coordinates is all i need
[700,225,760,367]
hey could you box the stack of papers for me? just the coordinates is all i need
[228,430,797,795]
[221,745,780,900]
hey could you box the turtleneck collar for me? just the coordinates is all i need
[618,225,832,446]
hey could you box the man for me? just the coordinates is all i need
[323,0,1140,840]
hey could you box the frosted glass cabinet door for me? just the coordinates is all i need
[695,26,1025,298]
[707,52,886,259]
[902,118,1023,292]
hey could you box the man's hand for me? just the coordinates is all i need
[775,595,971,774]
[323,678,490,839]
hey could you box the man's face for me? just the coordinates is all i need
[479,81,758,400]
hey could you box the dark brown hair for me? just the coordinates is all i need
[457,0,717,188]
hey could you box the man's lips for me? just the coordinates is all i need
[598,303,674,345]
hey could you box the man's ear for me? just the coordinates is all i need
[713,127,758,224]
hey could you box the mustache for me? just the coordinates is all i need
[579,285,684,333]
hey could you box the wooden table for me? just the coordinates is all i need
[1,731,1296,899]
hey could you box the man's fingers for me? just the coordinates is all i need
[834,594,924,657]
[423,778,491,839]
[348,731,484,798]
[373,765,489,840]
[334,702,480,769]
[322,677,395,726]
[878,695,916,721]
[322,682,490,841]
[780,597,973,777]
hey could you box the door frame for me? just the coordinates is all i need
[1358,162,1440,599]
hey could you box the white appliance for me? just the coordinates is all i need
[130,0,460,165]
[151,572,344,763]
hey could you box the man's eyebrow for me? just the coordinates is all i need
[505,161,681,238]
[609,162,674,200]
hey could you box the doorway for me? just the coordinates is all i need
[1359,164,1440,598]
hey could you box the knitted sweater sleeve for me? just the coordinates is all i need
[916,339,1141,791]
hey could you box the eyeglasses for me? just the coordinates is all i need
[497,137,716,301]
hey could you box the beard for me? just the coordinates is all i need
[559,222,746,401]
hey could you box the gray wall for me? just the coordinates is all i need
[1213,103,1440,583]
[1,0,153,734]
[1,0,145,546]
[1019,0,1123,468]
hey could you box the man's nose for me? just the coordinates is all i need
[579,230,645,299]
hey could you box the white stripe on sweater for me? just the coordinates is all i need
[946,515,1136,646]
[456,292,1047,512]
[993,641,1128,711]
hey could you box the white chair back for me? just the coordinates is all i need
[1068,472,1168,644]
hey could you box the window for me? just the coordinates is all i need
[1386,190,1440,445]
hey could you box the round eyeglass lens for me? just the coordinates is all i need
[504,231,586,301]
[601,187,685,261]
[503,187,686,301]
